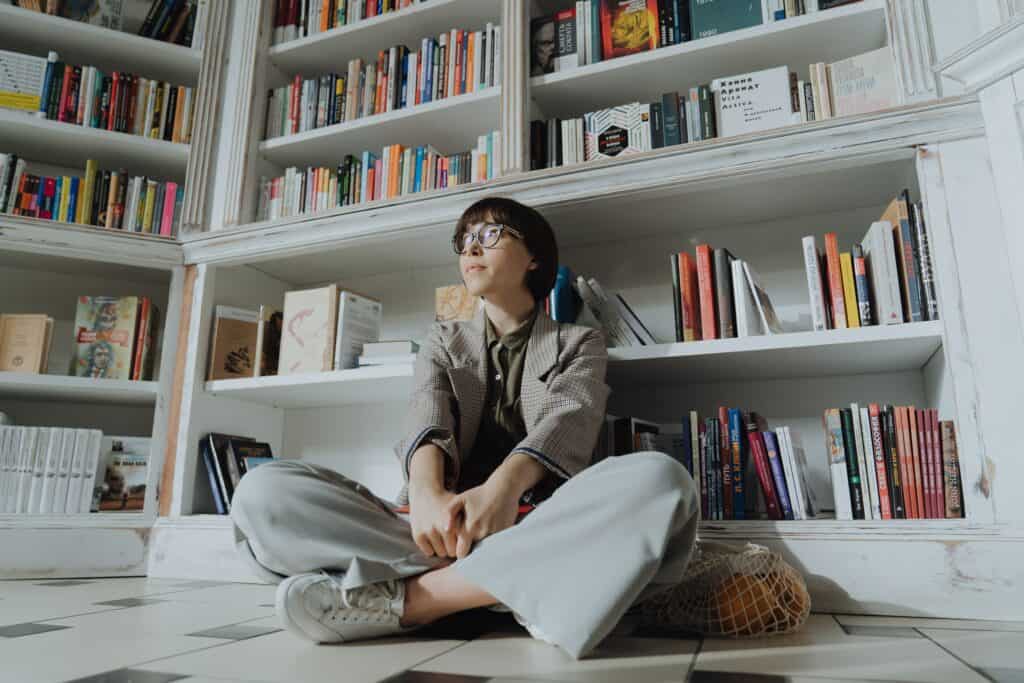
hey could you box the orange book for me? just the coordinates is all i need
[466,32,475,94]
[824,233,847,328]
[374,51,385,115]
[910,408,927,518]
[320,0,330,31]
[695,245,716,340]
[390,145,401,198]
[678,252,701,341]
[896,407,919,518]
[172,85,185,143]
[455,30,464,95]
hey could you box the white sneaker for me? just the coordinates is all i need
[275,571,421,643]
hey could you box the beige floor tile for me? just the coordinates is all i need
[696,614,989,682]
[920,629,1024,671]
[835,613,1024,633]
[136,630,466,683]
[46,599,275,637]
[413,632,698,682]
[148,582,278,606]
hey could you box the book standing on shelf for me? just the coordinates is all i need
[198,432,274,514]
[96,436,150,512]
[0,426,104,515]
[207,306,260,381]
[72,295,159,381]
[0,313,54,373]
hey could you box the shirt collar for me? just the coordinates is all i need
[485,306,539,351]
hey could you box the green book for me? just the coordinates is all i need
[689,0,763,40]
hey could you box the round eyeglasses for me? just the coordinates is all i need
[453,223,524,255]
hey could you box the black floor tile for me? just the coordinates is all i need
[186,623,282,640]
[838,624,923,639]
[94,598,167,608]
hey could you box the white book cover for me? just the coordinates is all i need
[828,47,901,118]
[711,66,794,138]
[849,404,874,520]
[802,235,828,331]
[0,427,10,513]
[39,427,62,515]
[27,428,51,514]
[575,277,626,347]
[587,278,641,346]
[824,410,852,520]
[333,290,382,370]
[786,426,822,518]
[0,49,48,114]
[51,429,75,513]
[14,429,31,514]
[65,429,90,514]
[358,353,417,366]
[584,102,642,161]
[638,103,651,152]
[743,261,785,334]
[280,284,339,375]
[81,429,104,513]
[776,426,802,520]
[858,405,882,521]
[612,293,657,345]
[863,220,904,324]
[732,259,763,337]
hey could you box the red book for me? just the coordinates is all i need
[824,232,847,328]
[287,0,299,35]
[599,0,659,60]
[40,177,56,220]
[718,406,732,519]
[57,64,73,123]
[868,404,892,519]
[916,409,933,518]
[695,244,716,340]
[929,409,944,516]
[290,74,302,134]
[107,72,119,130]
[678,252,701,341]
[130,297,150,380]
[897,407,920,518]
[910,406,926,518]
[744,414,782,520]
[454,30,464,96]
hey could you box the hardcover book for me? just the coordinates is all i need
[711,66,794,138]
[689,0,763,39]
[279,284,339,375]
[0,314,53,373]
[599,0,659,59]
[333,290,383,370]
[828,46,901,118]
[584,102,644,160]
[97,436,150,512]
[72,296,139,380]
[207,306,259,381]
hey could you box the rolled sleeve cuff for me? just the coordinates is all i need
[509,446,573,481]
[404,426,459,489]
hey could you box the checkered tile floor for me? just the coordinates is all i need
[1,577,1021,682]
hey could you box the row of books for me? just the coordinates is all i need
[0,426,150,514]
[256,131,501,221]
[0,49,196,143]
[0,156,184,236]
[10,0,205,46]
[530,50,898,170]
[531,0,860,76]
[199,432,273,515]
[272,0,423,44]
[0,296,160,381]
[545,266,658,348]
[804,192,939,331]
[824,405,963,520]
[265,23,502,138]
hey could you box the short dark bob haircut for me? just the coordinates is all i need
[453,196,559,304]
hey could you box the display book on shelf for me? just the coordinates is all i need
[0,425,153,515]
[257,16,502,221]
[8,0,208,47]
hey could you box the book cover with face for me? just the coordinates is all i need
[72,296,139,380]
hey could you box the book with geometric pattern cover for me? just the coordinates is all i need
[584,102,643,161]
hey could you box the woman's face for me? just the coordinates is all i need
[458,218,536,300]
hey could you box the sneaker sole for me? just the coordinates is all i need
[275,575,345,644]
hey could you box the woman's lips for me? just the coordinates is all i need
[465,265,486,273]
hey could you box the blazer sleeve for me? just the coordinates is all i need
[393,323,461,491]
[509,327,610,481]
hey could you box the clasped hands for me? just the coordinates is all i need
[408,475,521,561]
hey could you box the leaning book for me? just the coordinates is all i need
[72,296,139,380]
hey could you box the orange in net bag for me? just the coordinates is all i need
[635,539,811,638]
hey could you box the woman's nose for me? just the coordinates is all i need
[467,237,484,256]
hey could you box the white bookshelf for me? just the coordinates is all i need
[0,373,158,405]
[0,3,202,86]
[260,87,502,169]
[530,0,889,118]
[0,109,190,182]
[268,0,503,75]
[205,364,414,408]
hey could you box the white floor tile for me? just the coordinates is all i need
[921,629,1024,671]
[135,630,467,683]
[46,599,275,637]
[413,632,698,682]
[835,613,1024,633]
[147,582,278,606]
[696,614,989,682]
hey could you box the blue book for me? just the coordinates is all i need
[689,0,763,40]
[52,176,62,221]
[199,438,226,514]
[591,0,602,63]
[551,265,580,323]
[39,53,57,116]
[399,52,408,109]
[762,430,794,520]
[67,176,80,224]
[413,146,424,192]
[423,39,434,103]
[486,132,493,180]
[728,409,745,519]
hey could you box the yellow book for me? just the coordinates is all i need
[142,181,157,233]
[78,159,98,225]
[840,252,860,329]
[57,175,70,222]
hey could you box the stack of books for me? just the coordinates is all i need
[272,0,426,44]
[669,245,783,342]
[824,405,963,520]
[198,432,274,515]
[0,155,184,236]
[803,191,938,330]
[0,426,105,514]
[265,23,502,138]
[357,340,419,367]
[257,130,501,220]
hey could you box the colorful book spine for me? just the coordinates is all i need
[746,413,782,520]
[762,430,793,520]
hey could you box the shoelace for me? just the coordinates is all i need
[319,571,400,624]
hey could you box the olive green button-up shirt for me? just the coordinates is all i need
[456,307,538,492]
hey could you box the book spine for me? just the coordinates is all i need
[868,404,892,519]
[940,420,963,517]
[670,254,683,342]
[852,243,873,326]
[802,236,828,331]
[695,244,716,339]
[824,232,847,328]
[839,408,865,519]
[840,252,859,328]
[894,406,915,517]
[912,201,940,321]
[763,430,793,520]
[713,248,735,338]
[746,416,782,520]
[824,408,852,519]
[698,419,708,518]
[717,407,732,519]
[909,406,926,517]
[894,198,924,322]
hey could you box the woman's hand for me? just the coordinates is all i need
[445,477,522,559]
[407,481,460,559]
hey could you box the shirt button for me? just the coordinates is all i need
[495,373,501,381]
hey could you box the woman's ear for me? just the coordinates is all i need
[527,259,539,271]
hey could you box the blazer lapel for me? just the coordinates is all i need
[521,311,560,428]
[446,307,487,459]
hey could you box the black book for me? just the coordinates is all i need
[530,120,546,171]
[180,1,197,47]
[113,168,128,230]
[698,84,717,139]
[883,405,905,518]
[839,408,865,519]
[901,188,927,320]
[94,170,111,227]
[658,0,670,47]
[662,92,682,146]
[649,101,664,149]
[204,433,257,511]
[712,247,737,338]
[154,0,186,41]
[912,201,940,321]
[677,0,691,42]
[198,438,226,514]
[46,62,65,120]
[139,0,164,37]
[164,85,179,141]
[670,253,683,342]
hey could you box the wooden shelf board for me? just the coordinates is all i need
[0,373,158,405]
[259,87,501,169]
[0,4,201,86]
[530,0,888,119]
[205,364,415,408]
[0,214,182,272]
[0,110,189,182]
[183,97,982,273]
[268,0,502,78]
[606,322,944,383]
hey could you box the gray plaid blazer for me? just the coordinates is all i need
[393,306,611,506]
